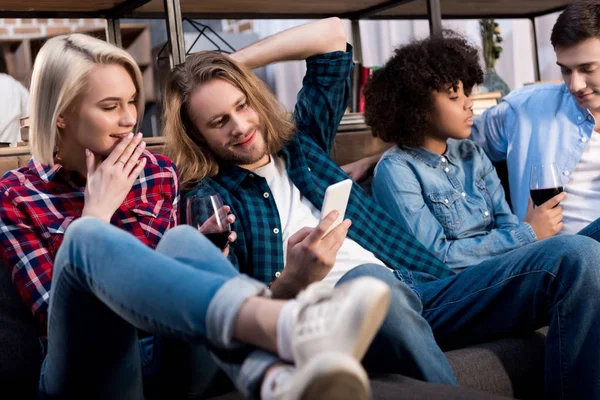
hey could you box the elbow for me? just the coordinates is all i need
[324,17,347,52]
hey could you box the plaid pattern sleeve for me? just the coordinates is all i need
[292,44,353,155]
[0,183,54,329]
[0,151,178,332]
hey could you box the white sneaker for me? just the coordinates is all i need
[261,353,371,400]
[292,276,391,367]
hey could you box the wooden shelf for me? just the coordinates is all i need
[1,23,156,103]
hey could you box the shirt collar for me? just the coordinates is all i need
[29,157,85,187]
[561,83,595,125]
[214,162,254,191]
[29,158,64,183]
[214,150,289,191]
[404,141,459,168]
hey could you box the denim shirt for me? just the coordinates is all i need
[470,82,596,221]
[372,139,536,270]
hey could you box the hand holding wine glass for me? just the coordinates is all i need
[186,194,236,254]
[529,163,564,207]
[523,163,566,240]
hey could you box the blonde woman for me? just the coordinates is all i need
[0,34,390,400]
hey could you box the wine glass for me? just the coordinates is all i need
[186,193,231,249]
[529,163,564,207]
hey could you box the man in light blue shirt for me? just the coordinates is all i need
[471,0,600,234]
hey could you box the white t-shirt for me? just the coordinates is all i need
[253,155,388,285]
[0,74,29,147]
[560,130,600,234]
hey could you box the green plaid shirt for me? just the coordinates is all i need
[186,45,454,285]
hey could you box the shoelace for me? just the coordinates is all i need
[296,287,342,337]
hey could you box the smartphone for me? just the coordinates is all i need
[320,179,353,238]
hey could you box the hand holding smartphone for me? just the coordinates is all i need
[320,179,353,238]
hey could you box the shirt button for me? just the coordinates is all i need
[263,192,270,198]
[441,157,447,163]
[564,171,570,176]
[444,167,450,172]
[275,271,281,278]
[444,199,449,203]
[582,137,588,143]
[273,228,280,234]
[461,192,466,197]
[249,173,255,178]
[308,167,311,172]
[484,211,490,216]
[578,116,583,121]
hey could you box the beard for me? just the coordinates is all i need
[217,147,266,166]
[213,138,267,167]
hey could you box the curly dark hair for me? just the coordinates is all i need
[364,31,483,147]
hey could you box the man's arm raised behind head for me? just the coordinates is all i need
[229,18,347,70]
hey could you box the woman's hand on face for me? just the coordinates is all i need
[82,132,147,223]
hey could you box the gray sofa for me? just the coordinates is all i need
[0,261,546,400]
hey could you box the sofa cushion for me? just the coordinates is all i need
[446,328,547,399]
[0,263,41,399]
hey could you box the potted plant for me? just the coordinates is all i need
[480,19,510,96]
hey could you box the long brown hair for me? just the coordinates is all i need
[163,51,295,190]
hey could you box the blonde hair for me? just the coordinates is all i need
[163,51,295,190]
[29,33,144,165]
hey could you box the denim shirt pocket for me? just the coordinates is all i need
[428,190,465,231]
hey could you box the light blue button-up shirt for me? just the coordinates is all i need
[470,82,595,221]
[372,139,536,271]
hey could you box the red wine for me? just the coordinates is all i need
[530,187,564,207]
[204,231,230,249]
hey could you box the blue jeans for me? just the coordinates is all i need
[38,217,277,399]
[343,233,600,399]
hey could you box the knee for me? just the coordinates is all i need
[63,217,109,245]
[57,217,110,265]
[545,235,600,282]
[160,225,201,246]
[56,217,126,274]
[554,235,600,265]
[340,264,396,283]
[156,225,217,258]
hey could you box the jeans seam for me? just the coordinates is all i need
[422,270,557,313]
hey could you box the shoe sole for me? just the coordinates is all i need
[298,354,371,400]
[342,277,391,361]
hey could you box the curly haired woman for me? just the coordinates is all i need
[365,31,600,399]
[367,31,564,268]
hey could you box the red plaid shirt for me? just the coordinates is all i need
[0,150,179,333]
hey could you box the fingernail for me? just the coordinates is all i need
[140,141,146,148]
[85,149,90,156]
[135,132,142,139]
[127,132,134,139]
